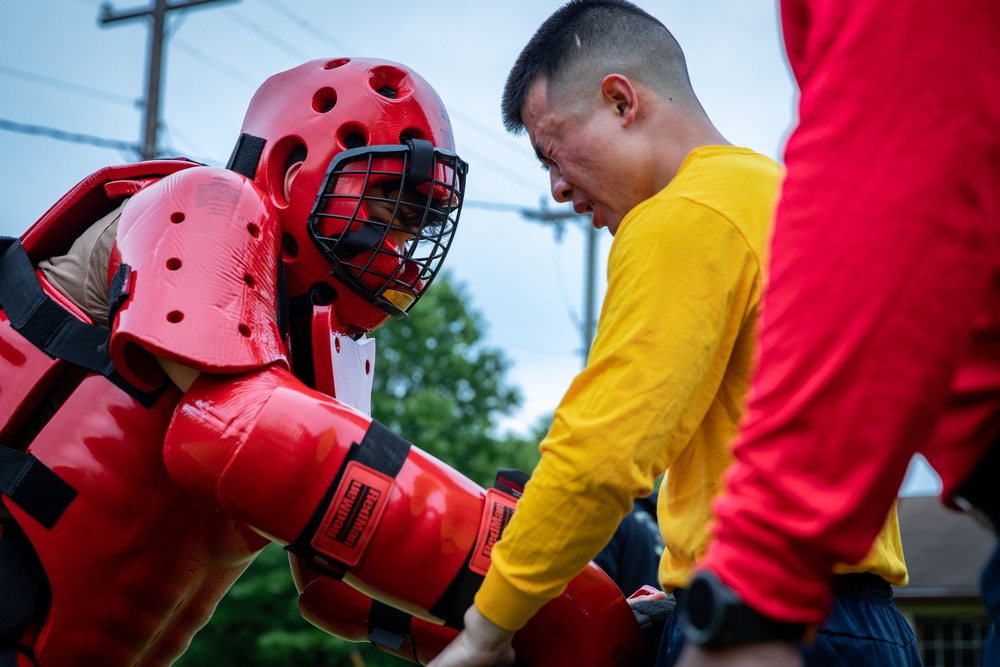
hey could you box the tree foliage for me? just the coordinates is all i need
[371,272,540,486]
[177,273,541,665]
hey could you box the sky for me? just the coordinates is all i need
[0,0,939,495]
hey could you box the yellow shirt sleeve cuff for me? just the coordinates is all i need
[473,566,557,632]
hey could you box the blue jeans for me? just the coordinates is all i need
[657,574,922,667]
[982,540,1000,666]
[0,520,44,667]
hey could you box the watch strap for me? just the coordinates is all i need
[680,571,808,648]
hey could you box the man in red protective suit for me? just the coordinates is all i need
[0,57,642,667]
[675,1,1000,666]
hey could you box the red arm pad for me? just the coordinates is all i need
[165,364,643,663]
[163,364,483,618]
[512,562,644,667]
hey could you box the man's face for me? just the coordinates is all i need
[521,78,645,236]
[363,181,437,251]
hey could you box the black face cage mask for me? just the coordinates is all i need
[307,138,468,318]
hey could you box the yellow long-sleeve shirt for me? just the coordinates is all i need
[475,146,907,632]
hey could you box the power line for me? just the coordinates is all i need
[0,117,136,153]
[0,116,207,163]
[225,10,311,61]
[0,64,136,106]
[172,37,260,86]
[255,0,357,56]
[465,198,599,365]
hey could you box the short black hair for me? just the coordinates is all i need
[501,0,694,134]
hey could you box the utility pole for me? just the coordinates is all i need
[98,0,237,160]
[520,202,599,367]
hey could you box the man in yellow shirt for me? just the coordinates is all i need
[429,1,918,666]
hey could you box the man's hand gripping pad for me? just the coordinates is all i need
[294,545,645,666]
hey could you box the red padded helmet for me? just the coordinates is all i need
[231,57,467,333]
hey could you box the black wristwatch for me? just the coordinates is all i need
[682,570,807,649]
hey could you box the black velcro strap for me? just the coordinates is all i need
[368,600,417,658]
[428,549,486,629]
[107,263,132,326]
[287,420,411,578]
[0,237,162,408]
[226,133,266,179]
[404,138,435,187]
[429,472,526,629]
[0,237,114,376]
[352,420,410,476]
[0,447,77,529]
[369,599,413,642]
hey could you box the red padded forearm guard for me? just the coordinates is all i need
[164,364,643,663]
[163,364,483,619]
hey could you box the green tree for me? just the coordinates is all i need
[372,272,540,485]
[177,272,540,665]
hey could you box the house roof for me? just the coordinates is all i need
[894,495,995,600]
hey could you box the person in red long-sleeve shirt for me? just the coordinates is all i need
[678,1,1000,666]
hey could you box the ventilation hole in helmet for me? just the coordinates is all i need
[244,273,255,288]
[269,136,306,209]
[324,58,350,70]
[286,145,308,169]
[170,212,185,224]
[312,87,338,113]
[166,258,182,271]
[365,359,371,375]
[334,338,341,353]
[238,323,252,338]
[247,222,261,238]
[310,283,336,306]
[167,311,184,323]
[369,65,411,100]
[343,133,367,149]
[281,233,299,260]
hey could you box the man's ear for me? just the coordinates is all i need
[283,161,304,202]
[601,74,638,125]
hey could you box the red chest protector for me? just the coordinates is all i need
[0,160,270,666]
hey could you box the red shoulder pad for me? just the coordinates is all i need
[109,166,288,390]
